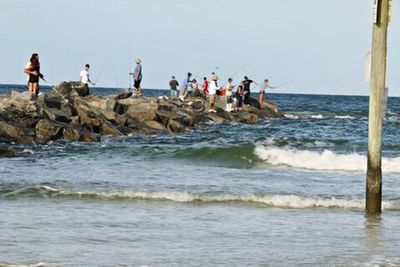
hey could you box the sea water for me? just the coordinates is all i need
[1,84,400,266]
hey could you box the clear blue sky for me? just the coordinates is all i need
[0,0,399,95]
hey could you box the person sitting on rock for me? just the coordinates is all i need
[192,79,201,97]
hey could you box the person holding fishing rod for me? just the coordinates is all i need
[258,79,278,106]
[241,76,258,106]
[77,64,96,97]
[129,58,143,96]
[24,53,45,100]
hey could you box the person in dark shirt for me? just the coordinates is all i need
[241,76,258,105]
[24,53,44,100]
[169,76,179,97]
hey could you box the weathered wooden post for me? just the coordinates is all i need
[366,0,390,214]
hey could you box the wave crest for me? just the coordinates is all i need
[2,186,397,210]
[254,146,400,173]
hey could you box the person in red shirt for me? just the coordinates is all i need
[202,77,209,96]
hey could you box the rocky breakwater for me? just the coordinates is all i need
[0,82,283,151]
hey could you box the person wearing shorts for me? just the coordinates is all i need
[208,74,219,112]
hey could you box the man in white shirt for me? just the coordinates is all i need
[78,64,95,96]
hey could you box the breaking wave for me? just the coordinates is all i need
[1,185,397,211]
[254,146,400,173]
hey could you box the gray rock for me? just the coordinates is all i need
[35,119,62,143]
[0,147,16,157]
[0,121,33,144]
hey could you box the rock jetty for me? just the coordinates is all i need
[0,82,283,147]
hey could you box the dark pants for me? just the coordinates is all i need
[236,94,243,108]
[76,83,89,97]
[134,79,142,89]
[243,90,250,104]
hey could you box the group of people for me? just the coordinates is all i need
[169,73,276,112]
[24,53,144,99]
[24,53,274,111]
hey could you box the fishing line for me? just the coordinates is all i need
[128,47,132,90]
[94,63,106,84]
[108,59,120,88]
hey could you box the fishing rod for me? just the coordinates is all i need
[229,62,248,79]
[128,47,132,90]
[94,63,106,85]
[40,76,53,87]
[273,80,293,89]
[108,59,120,88]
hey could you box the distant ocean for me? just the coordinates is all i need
[1,84,400,266]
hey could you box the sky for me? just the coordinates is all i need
[0,0,399,95]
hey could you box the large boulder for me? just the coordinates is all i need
[156,109,193,127]
[63,127,100,142]
[35,119,63,143]
[101,121,123,136]
[0,121,33,144]
[42,108,71,123]
[10,90,31,100]
[0,147,16,157]
[125,99,158,123]
[236,112,258,124]
[207,113,225,124]
[86,96,116,111]
[53,81,80,98]
[143,120,168,134]
[167,119,186,133]
[0,95,38,114]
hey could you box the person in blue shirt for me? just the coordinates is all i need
[129,58,143,96]
[179,72,192,101]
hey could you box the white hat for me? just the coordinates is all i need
[135,58,142,64]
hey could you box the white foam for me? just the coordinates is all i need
[22,149,35,154]
[284,114,300,119]
[310,114,324,119]
[0,263,56,267]
[254,146,400,173]
[334,115,355,119]
[51,189,396,210]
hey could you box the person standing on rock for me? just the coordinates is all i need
[169,76,179,97]
[129,58,143,96]
[208,74,219,112]
[179,72,192,101]
[24,53,44,100]
[236,82,244,111]
[78,64,95,97]
[242,76,258,105]
[258,79,277,106]
[202,77,209,96]
[224,78,235,112]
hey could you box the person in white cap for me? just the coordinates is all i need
[129,58,143,96]
[208,74,220,112]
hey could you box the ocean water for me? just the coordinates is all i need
[1,84,400,267]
